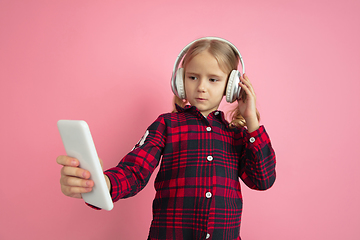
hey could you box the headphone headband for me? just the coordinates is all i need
[171,37,245,97]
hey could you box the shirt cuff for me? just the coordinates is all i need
[246,125,270,148]
[104,170,119,202]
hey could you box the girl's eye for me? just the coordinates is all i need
[209,78,218,82]
[189,76,197,80]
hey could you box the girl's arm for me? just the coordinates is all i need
[104,115,167,202]
[237,73,259,133]
[238,126,276,190]
[237,74,276,190]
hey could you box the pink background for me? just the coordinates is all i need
[1,0,359,239]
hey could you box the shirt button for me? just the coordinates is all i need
[207,155,213,162]
[206,126,212,131]
[214,111,219,115]
[206,192,212,198]
[206,233,211,239]
[249,137,256,143]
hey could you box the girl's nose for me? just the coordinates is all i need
[197,79,206,92]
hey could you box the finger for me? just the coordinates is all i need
[61,185,92,198]
[238,82,257,105]
[239,81,253,97]
[239,74,256,98]
[240,74,255,94]
[99,158,104,170]
[56,155,79,167]
[61,166,91,179]
[240,74,253,86]
[61,175,94,188]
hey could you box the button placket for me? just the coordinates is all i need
[205,122,213,234]
[206,126,213,162]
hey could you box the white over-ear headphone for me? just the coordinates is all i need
[170,37,245,103]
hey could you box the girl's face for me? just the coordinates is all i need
[184,50,228,117]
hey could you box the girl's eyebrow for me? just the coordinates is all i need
[208,74,222,78]
[186,72,222,78]
[185,72,199,75]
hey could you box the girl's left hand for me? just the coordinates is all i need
[238,74,259,132]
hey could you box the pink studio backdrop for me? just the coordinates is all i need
[1,0,359,239]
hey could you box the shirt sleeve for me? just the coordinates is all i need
[238,125,276,190]
[104,115,167,202]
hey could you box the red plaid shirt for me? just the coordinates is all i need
[104,105,276,240]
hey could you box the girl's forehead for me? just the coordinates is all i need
[185,52,228,76]
[185,50,229,74]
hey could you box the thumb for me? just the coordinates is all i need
[99,158,104,170]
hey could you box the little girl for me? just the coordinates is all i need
[57,37,276,240]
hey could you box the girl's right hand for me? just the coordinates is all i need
[56,155,94,199]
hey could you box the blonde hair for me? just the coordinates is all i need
[172,39,260,128]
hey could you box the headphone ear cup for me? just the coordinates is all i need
[226,70,241,103]
[175,68,186,99]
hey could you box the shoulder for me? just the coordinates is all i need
[149,112,180,126]
[156,111,186,124]
[151,111,197,130]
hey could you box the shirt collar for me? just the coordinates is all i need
[175,104,230,127]
[175,104,196,113]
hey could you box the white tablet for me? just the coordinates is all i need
[57,120,114,211]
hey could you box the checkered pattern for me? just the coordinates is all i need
[104,105,276,240]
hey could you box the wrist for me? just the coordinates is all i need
[245,117,259,133]
[104,174,111,192]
